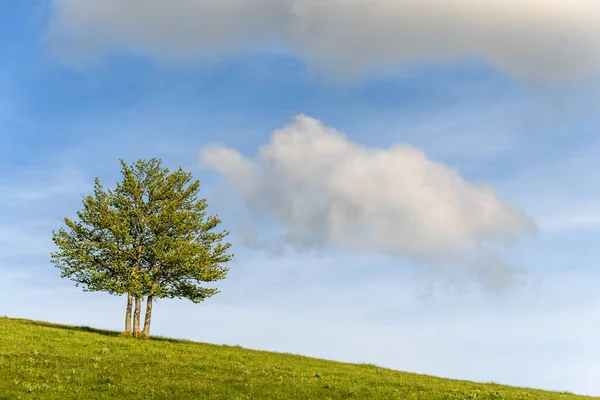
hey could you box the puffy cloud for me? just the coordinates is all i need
[48,0,600,82]
[201,115,535,288]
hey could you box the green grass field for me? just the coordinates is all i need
[0,317,596,400]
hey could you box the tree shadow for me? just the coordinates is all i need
[7,317,194,344]
[18,318,122,338]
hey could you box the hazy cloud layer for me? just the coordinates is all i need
[48,0,600,81]
[201,115,535,289]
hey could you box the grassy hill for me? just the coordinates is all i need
[0,317,596,400]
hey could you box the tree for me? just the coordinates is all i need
[51,158,234,337]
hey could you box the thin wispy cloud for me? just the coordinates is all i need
[0,226,53,260]
[0,163,90,203]
[48,0,600,82]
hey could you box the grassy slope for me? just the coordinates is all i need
[0,317,596,400]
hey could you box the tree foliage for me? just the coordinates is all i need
[51,158,234,336]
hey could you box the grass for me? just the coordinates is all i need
[0,317,596,400]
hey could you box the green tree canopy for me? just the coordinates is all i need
[51,158,234,337]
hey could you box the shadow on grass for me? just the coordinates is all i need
[4,317,192,344]
[19,318,122,337]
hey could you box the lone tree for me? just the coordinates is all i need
[51,158,234,337]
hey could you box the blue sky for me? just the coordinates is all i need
[2,0,600,395]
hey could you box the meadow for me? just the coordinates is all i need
[0,317,596,400]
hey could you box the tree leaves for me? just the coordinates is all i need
[51,158,234,305]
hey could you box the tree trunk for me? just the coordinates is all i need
[133,296,141,337]
[142,295,153,338]
[124,293,133,335]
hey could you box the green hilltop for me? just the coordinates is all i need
[0,317,596,400]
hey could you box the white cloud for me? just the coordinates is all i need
[201,115,535,288]
[48,0,600,82]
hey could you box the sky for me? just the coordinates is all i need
[1,0,600,395]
